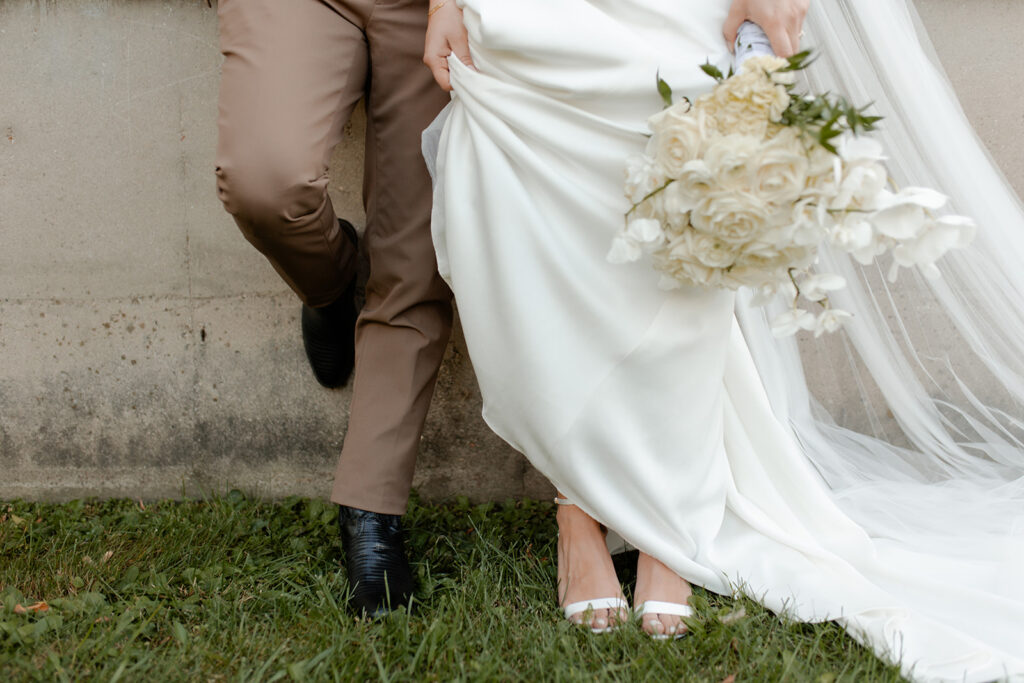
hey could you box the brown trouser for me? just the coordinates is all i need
[215,0,453,515]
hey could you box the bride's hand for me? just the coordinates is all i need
[424,1,474,92]
[723,0,809,57]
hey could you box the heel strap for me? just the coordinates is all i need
[563,597,629,618]
[636,601,694,618]
[553,497,573,505]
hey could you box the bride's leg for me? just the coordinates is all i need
[634,552,693,637]
[556,493,628,630]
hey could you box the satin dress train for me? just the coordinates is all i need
[430,1,1024,680]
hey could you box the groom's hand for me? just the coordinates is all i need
[723,0,809,57]
[424,1,473,91]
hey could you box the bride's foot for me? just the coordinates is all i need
[556,500,628,632]
[634,552,693,638]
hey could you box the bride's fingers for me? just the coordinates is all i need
[429,61,452,91]
[722,4,747,52]
[762,22,795,57]
[423,40,453,90]
[449,34,475,71]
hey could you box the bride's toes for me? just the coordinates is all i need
[568,606,622,631]
[571,607,608,630]
[641,612,685,638]
[634,552,693,639]
[642,614,666,637]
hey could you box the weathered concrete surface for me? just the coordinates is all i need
[1,0,1023,502]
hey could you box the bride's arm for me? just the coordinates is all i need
[723,0,809,57]
[424,1,474,92]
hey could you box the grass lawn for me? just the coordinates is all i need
[0,494,904,681]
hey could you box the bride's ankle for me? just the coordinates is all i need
[556,502,604,535]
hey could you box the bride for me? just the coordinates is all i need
[423,0,1024,680]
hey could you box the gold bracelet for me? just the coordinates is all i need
[428,1,446,17]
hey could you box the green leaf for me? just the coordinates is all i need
[781,49,816,72]
[699,60,725,82]
[656,72,673,108]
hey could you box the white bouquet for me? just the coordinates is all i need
[608,25,975,337]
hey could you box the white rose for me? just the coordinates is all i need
[740,55,789,75]
[653,245,722,288]
[734,244,815,281]
[703,134,762,190]
[674,159,715,207]
[649,105,709,179]
[690,189,772,245]
[719,66,790,121]
[684,230,740,269]
[751,129,810,205]
[695,88,772,139]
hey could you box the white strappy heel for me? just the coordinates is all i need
[562,597,631,633]
[635,600,694,640]
[554,496,628,634]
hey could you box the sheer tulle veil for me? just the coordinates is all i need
[736,0,1024,556]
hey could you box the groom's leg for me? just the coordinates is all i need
[214,0,368,306]
[329,0,453,515]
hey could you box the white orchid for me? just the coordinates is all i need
[812,308,854,337]
[830,214,874,253]
[889,214,976,281]
[869,187,949,240]
[606,234,643,264]
[799,273,846,302]
[836,134,886,164]
[624,154,664,204]
[771,308,817,337]
[626,217,664,244]
[832,161,888,210]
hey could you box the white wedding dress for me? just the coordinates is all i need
[428,1,1024,680]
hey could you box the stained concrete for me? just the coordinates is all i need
[1,0,1023,502]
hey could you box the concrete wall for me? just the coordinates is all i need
[1,0,1022,502]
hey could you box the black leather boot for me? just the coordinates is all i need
[301,219,360,389]
[337,505,415,618]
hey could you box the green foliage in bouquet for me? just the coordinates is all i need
[660,51,883,154]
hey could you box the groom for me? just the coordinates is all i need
[214,0,452,617]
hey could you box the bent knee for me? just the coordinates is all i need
[215,161,330,238]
